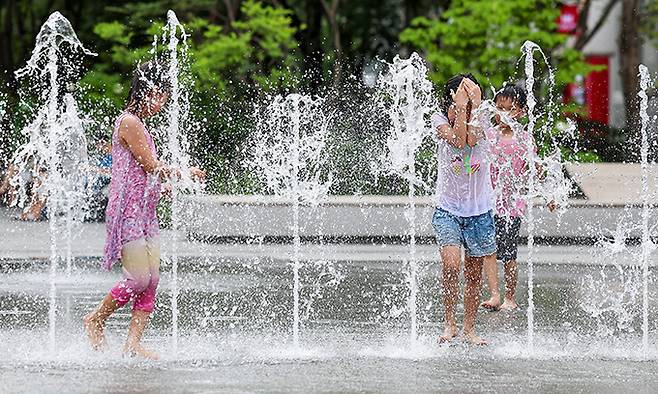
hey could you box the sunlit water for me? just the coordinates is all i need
[376,52,434,342]
[0,252,657,392]
[248,93,332,346]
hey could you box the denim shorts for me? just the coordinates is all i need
[495,215,521,262]
[431,207,497,257]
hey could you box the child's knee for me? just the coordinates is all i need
[132,279,158,313]
[133,274,152,294]
[442,262,460,277]
[148,273,160,291]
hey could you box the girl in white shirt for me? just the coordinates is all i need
[431,73,495,346]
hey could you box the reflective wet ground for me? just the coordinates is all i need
[1,252,657,393]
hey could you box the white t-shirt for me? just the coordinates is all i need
[432,112,493,217]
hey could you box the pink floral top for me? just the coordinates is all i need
[102,112,161,270]
[490,135,530,218]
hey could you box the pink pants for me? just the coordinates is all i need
[109,238,160,313]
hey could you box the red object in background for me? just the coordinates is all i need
[564,77,586,106]
[585,55,609,125]
[563,55,609,131]
[557,4,579,34]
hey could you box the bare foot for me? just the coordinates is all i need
[438,325,459,343]
[500,298,518,311]
[123,344,159,360]
[83,312,106,351]
[19,212,38,221]
[462,331,487,346]
[481,295,501,311]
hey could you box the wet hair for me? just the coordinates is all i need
[494,84,527,109]
[124,60,171,114]
[439,73,481,116]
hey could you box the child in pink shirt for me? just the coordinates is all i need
[481,84,554,311]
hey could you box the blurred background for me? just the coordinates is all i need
[0,0,657,194]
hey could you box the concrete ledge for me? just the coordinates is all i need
[179,163,658,244]
[565,163,658,206]
[179,194,653,244]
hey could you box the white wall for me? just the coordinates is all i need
[582,0,658,129]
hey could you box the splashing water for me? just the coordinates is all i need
[581,66,657,356]
[159,10,201,354]
[519,40,576,351]
[300,260,345,322]
[249,93,332,346]
[576,65,656,357]
[10,12,95,352]
[375,53,434,342]
[0,92,6,170]
[580,223,644,338]
[638,64,653,355]
[468,41,571,351]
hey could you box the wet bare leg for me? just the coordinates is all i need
[480,253,501,310]
[463,255,487,345]
[83,293,120,350]
[20,195,46,221]
[0,164,17,202]
[123,310,159,360]
[439,245,461,342]
[500,260,518,311]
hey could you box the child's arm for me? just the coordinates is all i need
[529,140,557,212]
[463,79,482,148]
[437,81,470,149]
[118,115,164,174]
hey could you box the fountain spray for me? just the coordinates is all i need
[162,10,199,354]
[521,41,539,351]
[249,94,332,346]
[12,12,95,352]
[638,64,652,356]
[376,53,434,341]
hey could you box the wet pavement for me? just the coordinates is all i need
[1,252,657,393]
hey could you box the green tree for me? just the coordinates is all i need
[81,1,300,105]
[80,20,158,109]
[399,0,602,161]
[399,0,592,89]
[190,0,300,96]
[78,1,301,192]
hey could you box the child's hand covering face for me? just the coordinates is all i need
[463,78,482,104]
[494,97,524,130]
[452,80,470,107]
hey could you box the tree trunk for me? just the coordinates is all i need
[209,0,221,24]
[321,0,341,86]
[302,1,323,89]
[223,0,241,27]
[619,0,642,145]
[1,0,16,87]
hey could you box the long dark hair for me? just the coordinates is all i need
[124,60,171,115]
[439,73,481,116]
[494,83,527,109]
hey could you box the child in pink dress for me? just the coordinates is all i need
[83,61,204,359]
[481,84,554,311]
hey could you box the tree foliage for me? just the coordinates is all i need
[80,0,300,106]
[190,0,300,96]
[399,0,592,89]
[1,0,639,189]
